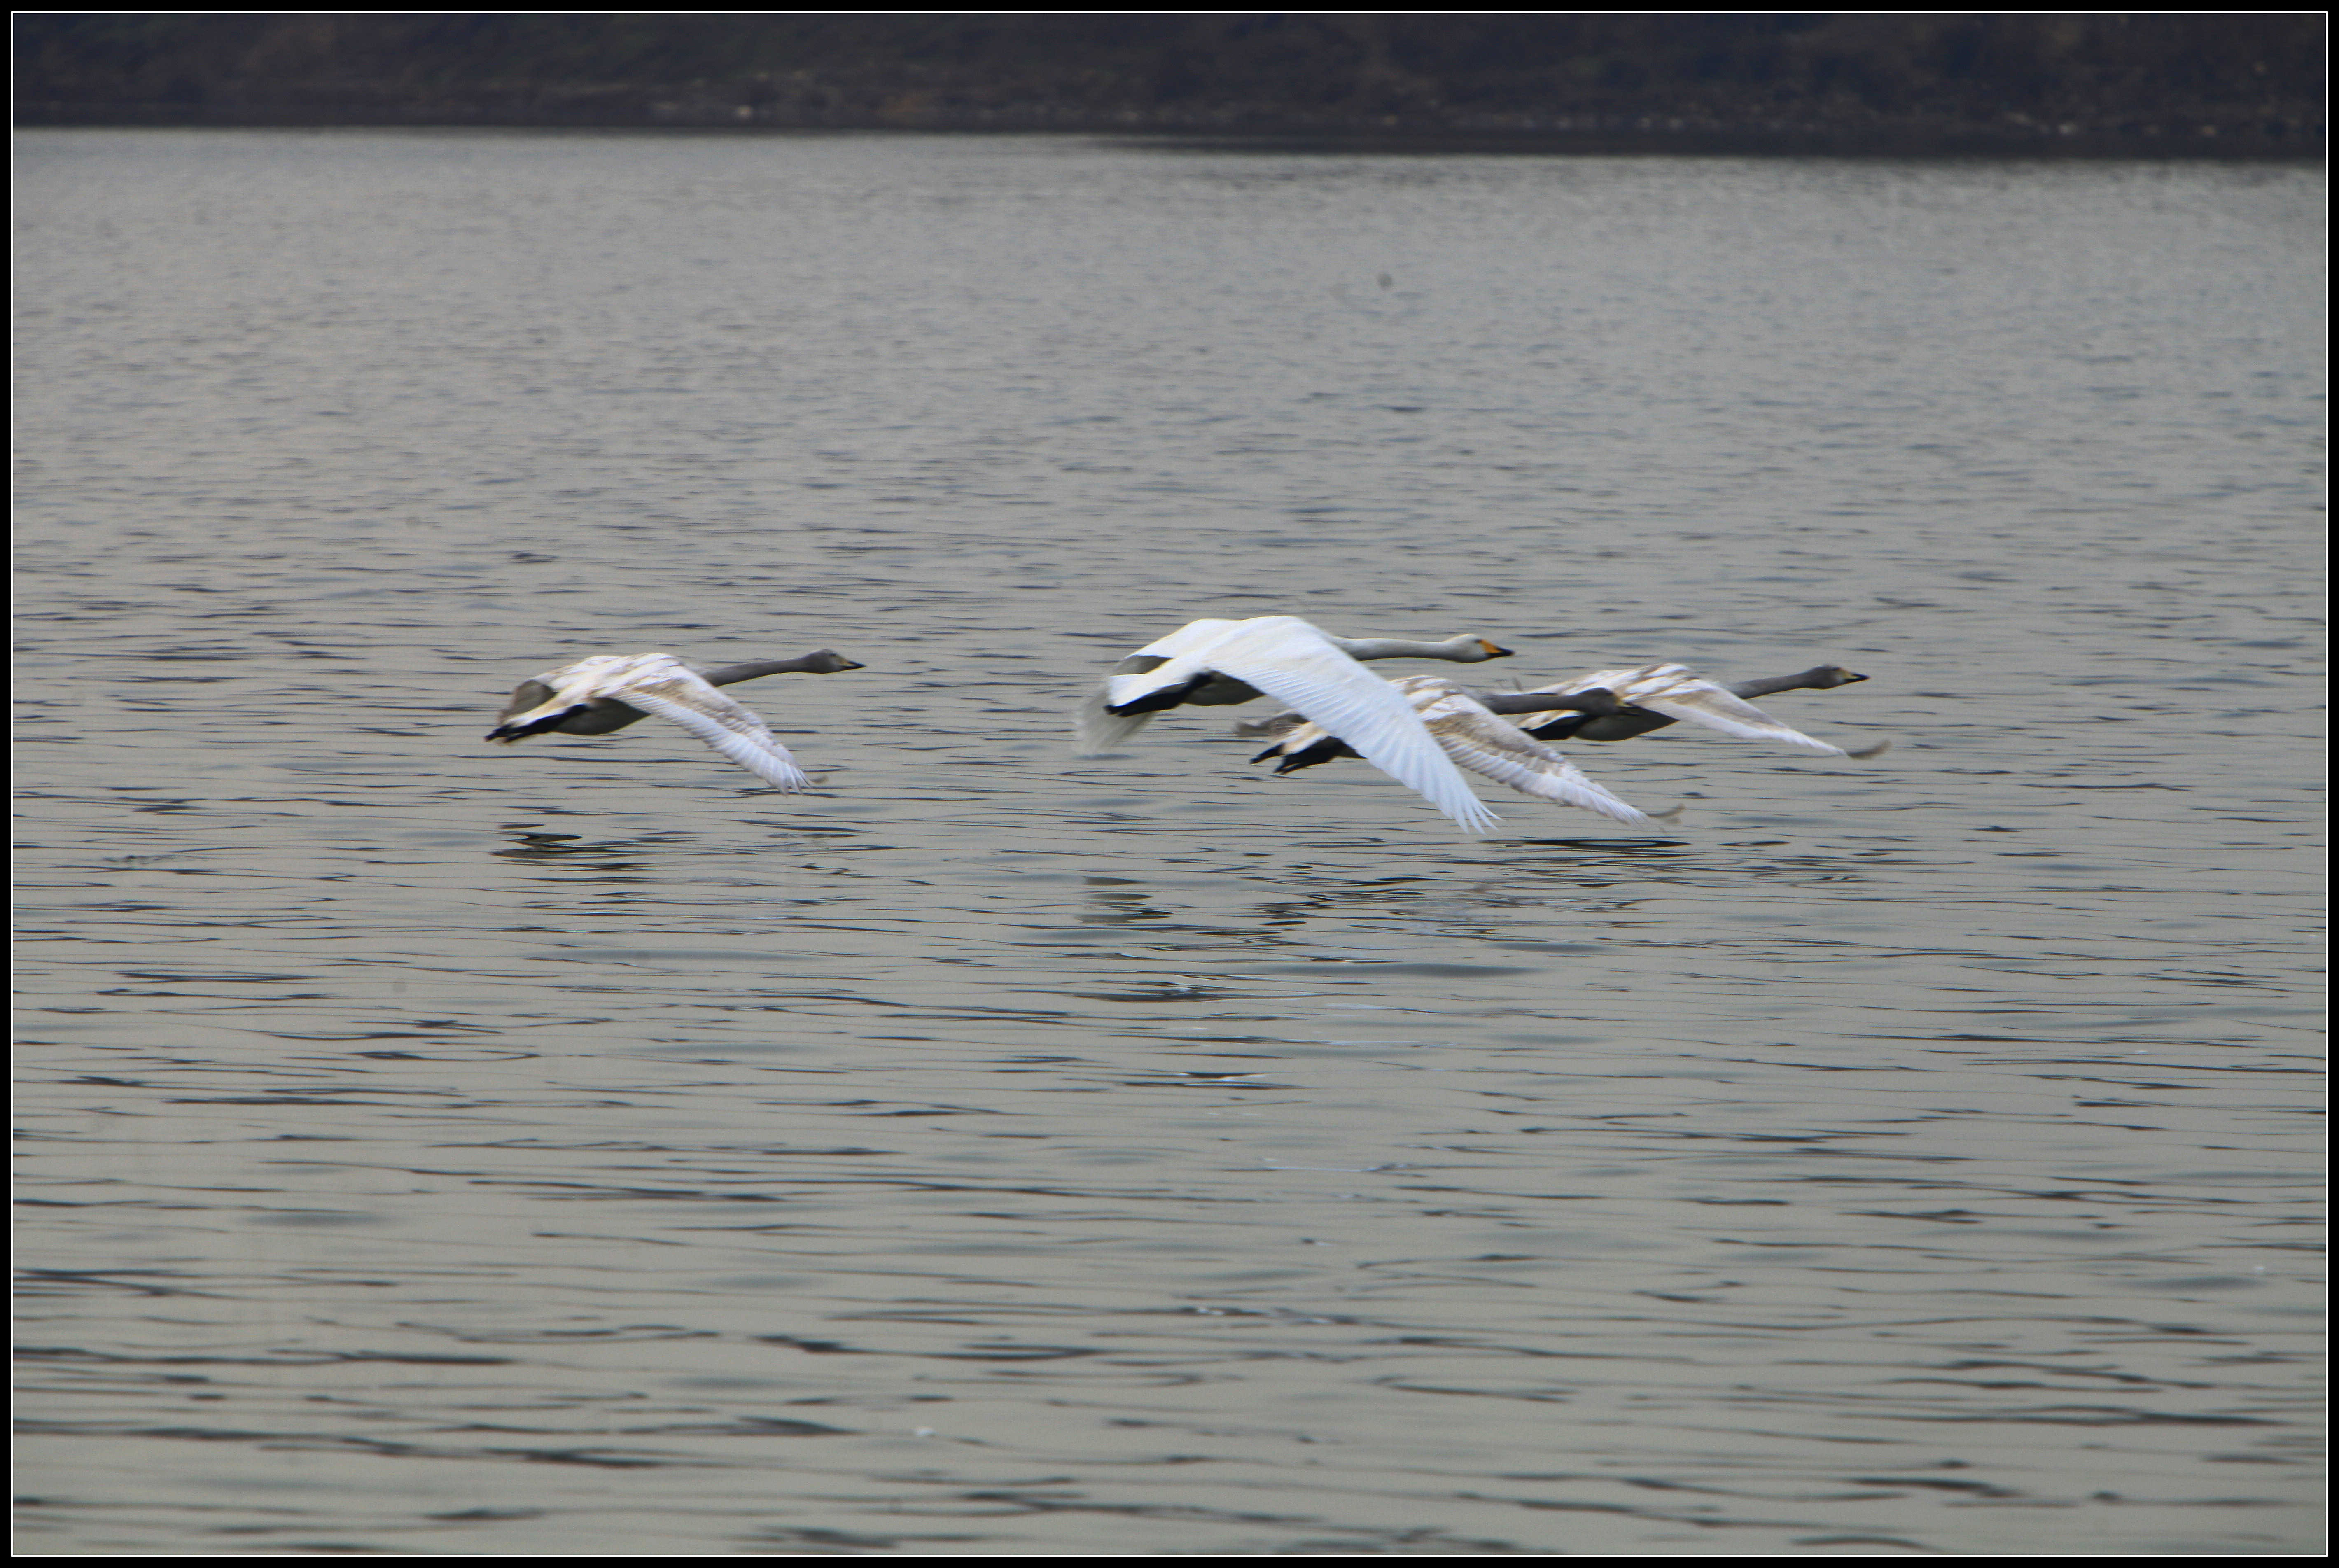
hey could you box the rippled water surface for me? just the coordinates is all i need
[16,131,2323,1554]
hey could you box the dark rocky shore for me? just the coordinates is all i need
[15,14,2324,159]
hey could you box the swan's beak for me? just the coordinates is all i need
[836,657,867,670]
[1480,640,1515,659]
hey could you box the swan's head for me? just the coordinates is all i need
[1459,637,1514,662]
[1810,665,1867,688]
[799,649,865,674]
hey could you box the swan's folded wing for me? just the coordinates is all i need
[623,679,814,793]
[1206,626,1500,834]
[1414,687,1651,826]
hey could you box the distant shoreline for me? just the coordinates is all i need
[14,112,2318,163]
[18,14,2320,162]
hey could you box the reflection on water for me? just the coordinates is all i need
[15,131,2321,1554]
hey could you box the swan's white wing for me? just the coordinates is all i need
[1411,684,1651,826]
[1264,677,1650,826]
[1199,623,1500,834]
[1246,670,1446,763]
[1076,697,1141,758]
[1076,689,1151,754]
[1076,618,1245,754]
[619,673,814,793]
[1100,617,1298,712]
[1130,618,1246,662]
[1629,689,1846,754]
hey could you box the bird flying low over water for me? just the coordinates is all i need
[488,650,861,791]
[1075,615,1525,833]
[1244,674,1653,826]
[1473,662,1881,753]
[1242,658,1886,823]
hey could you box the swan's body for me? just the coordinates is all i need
[495,650,861,738]
[1249,676,1652,825]
[488,651,841,791]
[1076,616,1517,833]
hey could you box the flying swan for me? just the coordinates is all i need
[487,650,860,791]
[1246,674,1655,824]
[1477,663,1887,755]
[1244,661,1885,784]
[1075,615,1528,833]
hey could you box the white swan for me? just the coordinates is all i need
[1078,617,1512,750]
[1249,676,1653,825]
[487,652,829,791]
[1075,616,1517,833]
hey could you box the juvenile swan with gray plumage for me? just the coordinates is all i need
[488,650,861,792]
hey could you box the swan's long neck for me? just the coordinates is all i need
[707,658,808,686]
[1475,687,1632,718]
[704,652,856,686]
[1328,634,1507,664]
[1730,665,1863,698]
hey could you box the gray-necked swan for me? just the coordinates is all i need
[488,650,861,791]
[1245,662,1886,790]
[1480,663,1881,751]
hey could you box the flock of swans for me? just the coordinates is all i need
[488,616,1886,835]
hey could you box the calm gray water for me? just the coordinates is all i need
[15,130,2323,1555]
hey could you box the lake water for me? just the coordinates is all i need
[14,130,2323,1554]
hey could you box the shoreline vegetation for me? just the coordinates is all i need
[15,14,2324,159]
